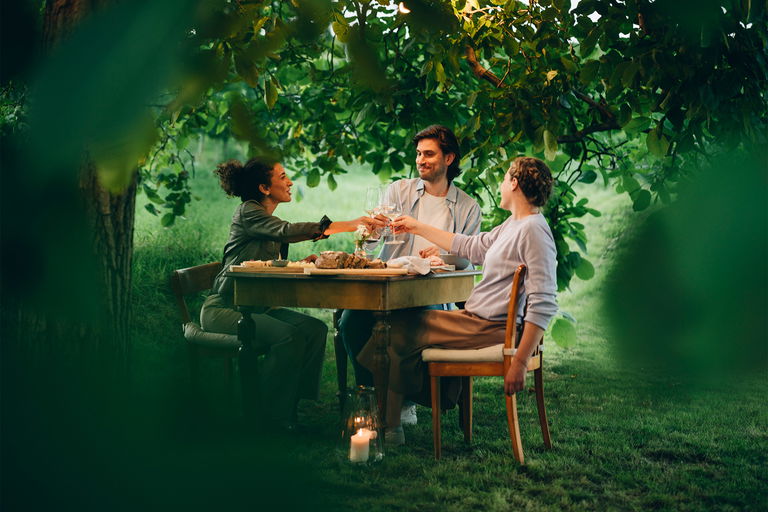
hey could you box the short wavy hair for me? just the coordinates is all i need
[412,125,462,182]
[508,157,553,207]
[213,157,278,201]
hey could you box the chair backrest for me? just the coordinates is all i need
[170,262,222,324]
[503,264,527,352]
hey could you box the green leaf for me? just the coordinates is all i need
[631,189,652,211]
[560,56,578,73]
[575,257,595,280]
[466,91,478,108]
[543,129,558,161]
[161,213,175,227]
[579,170,597,183]
[621,62,638,88]
[234,52,259,88]
[623,116,651,135]
[617,104,632,127]
[264,78,278,110]
[332,21,350,43]
[327,173,337,191]
[390,153,404,172]
[579,59,599,85]
[646,130,670,158]
[551,317,577,348]
[306,168,321,187]
[434,61,446,84]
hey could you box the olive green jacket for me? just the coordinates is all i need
[210,200,330,302]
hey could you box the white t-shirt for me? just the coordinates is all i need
[411,192,451,256]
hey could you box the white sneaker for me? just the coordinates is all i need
[384,426,405,446]
[400,403,418,425]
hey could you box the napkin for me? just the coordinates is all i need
[386,256,432,275]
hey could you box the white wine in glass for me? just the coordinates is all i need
[380,185,404,245]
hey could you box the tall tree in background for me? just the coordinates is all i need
[45,0,135,363]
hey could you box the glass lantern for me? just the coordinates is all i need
[340,386,384,464]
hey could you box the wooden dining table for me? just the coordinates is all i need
[227,268,480,422]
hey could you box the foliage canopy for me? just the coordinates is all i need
[4,0,766,346]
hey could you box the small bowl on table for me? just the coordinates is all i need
[271,259,289,267]
[440,254,470,270]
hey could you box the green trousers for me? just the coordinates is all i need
[201,294,327,423]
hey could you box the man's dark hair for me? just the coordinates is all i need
[412,125,462,182]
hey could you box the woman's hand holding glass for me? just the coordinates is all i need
[363,186,389,241]
[391,215,421,235]
[357,215,386,232]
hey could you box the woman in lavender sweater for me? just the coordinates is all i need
[359,156,558,444]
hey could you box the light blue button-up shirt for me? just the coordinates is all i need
[371,177,482,260]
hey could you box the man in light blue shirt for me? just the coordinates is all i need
[340,125,481,423]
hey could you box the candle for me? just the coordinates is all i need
[349,429,370,463]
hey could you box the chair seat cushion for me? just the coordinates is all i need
[183,321,241,349]
[423,344,509,363]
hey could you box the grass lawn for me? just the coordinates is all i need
[130,139,767,511]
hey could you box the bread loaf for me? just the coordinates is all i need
[315,251,350,269]
[366,258,386,269]
[315,251,387,270]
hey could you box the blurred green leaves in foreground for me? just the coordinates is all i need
[603,148,768,387]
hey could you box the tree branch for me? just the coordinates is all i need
[557,121,620,143]
[465,46,503,88]
[572,90,616,123]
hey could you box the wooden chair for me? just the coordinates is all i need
[422,264,552,464]
[171,262,350,408]
[170,262,240,389]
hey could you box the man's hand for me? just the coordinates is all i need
[418,245,441,258]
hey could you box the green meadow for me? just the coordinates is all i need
[130,140,767,511]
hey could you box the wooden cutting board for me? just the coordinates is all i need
[229,265,307,273]
[303,267,409,276]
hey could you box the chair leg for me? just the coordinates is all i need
[505,393,524,464]
[458,376,473,443]
[534,366,552,449]
[431,374,442,460]
[333,309,347,412]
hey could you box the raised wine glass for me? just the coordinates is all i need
[380,185,404,245]
[364,187,383,217]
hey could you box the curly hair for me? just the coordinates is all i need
[412,125,462,182]
[508,157,554,207]
[213,157,277,201]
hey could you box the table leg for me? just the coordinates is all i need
[332,309,347,414]
[371,310,390,425]
[237,306,263,422]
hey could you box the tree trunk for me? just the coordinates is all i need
[79,157,136,362]
[3,0,136,367]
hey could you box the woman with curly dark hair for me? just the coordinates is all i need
[362,156,558,445]
[202,157,383,430]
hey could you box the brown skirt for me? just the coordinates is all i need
[358,309,507,409]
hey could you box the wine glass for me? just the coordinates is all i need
[364,186,383,217]
[380,186,404,245]
[363,186,385,246]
